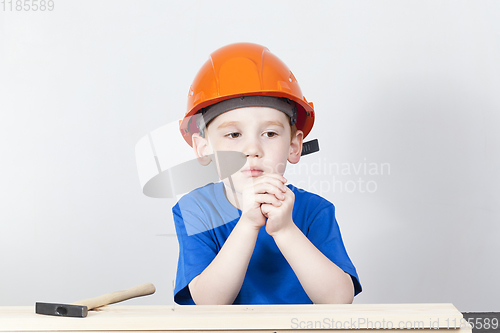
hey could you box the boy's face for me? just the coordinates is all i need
[192,106,303,193]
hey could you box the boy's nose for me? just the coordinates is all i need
[242,137,263,158]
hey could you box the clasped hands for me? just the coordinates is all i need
[240,174,295,237]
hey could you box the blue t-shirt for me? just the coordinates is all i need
[173,182,361,304]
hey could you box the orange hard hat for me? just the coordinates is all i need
[179,42,315,146]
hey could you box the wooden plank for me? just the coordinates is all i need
[0,304,471,332]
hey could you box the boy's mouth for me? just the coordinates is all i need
[241,167,264,177]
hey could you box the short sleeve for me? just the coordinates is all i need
[290,186,362,297]
[172,183,240,305]
[308,206,361,295]
[172,200,218,304]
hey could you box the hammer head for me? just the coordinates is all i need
[35,302,88,318]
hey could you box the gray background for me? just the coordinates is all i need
[1,1,499,312]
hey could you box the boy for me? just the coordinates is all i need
[173,43,361,305]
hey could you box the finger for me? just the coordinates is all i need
[254,193,283,207]
[257,173,287,185]
[252,176,287,193]
[260,203,272,217]
[260,202,281,217]
[251,183,286,199]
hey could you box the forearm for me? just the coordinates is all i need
[272,224,354,304]
[188,216,260,305]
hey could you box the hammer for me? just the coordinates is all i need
[35,282,156,318]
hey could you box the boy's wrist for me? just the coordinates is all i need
[237,214,264,234]
[268,220,298,242]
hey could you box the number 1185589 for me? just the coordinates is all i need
[1,0,54,11]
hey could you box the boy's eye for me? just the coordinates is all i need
[226,132,241,139]
[264,131,278,138]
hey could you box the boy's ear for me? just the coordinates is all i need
[288,130,304,164]
[192,133,212,166]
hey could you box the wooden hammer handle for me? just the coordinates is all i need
[71,283,156,310]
